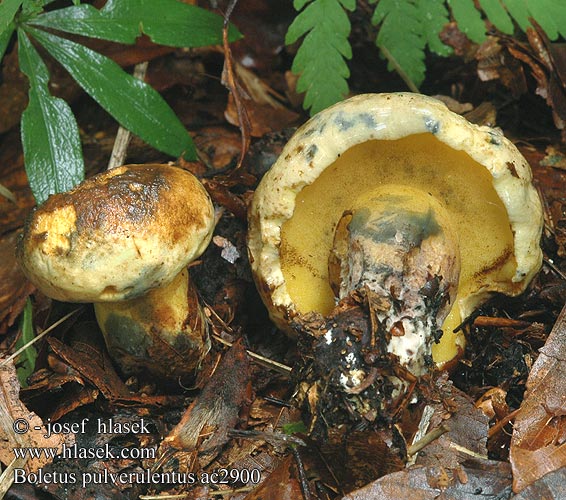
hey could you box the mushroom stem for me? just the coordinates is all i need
[328,186,461,377]
[94,268,210,380]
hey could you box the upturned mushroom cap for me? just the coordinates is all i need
[18,164,215,302]
[248,93,543,364]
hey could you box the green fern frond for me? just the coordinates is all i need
[478,0,514,34]
[286,0,355,114]
[286,0,566,116]
[417,0,452,57]
[371,0,426,88]
[525,0,566,40]
[445,0,486,43]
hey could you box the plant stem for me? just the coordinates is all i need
[107,61,149,170]
[380,45,420,93]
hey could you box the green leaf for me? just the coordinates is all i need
[0,0,22,34]
[479,0,514,34]
[30,0,241,47]
[503,0,530,31]
[0,23,15,61]
[416,0,452,56]
[372,0,426,87]
[18,29,84,204]
[15,299,37,388]
[282,421,308,435]
[27,26,195,159]
[21,0,45,17]
[526,0,566,40]
[447,0,486,43]
[287,0,355,114]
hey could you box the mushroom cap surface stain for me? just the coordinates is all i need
[18,164,215,302]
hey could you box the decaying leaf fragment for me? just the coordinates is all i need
[510,303,566,492]
[342,458,512,500]
[244,455,303,500]
[0,360,75,474]
[0,231,35,335]
[503,22,566,136]
[157,340,252,468]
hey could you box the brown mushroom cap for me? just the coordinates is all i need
[18,164,215,302]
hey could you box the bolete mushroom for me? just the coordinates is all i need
[248,93,543,377]
[17,164,215,380]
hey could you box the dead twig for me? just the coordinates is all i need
[0,308,82,368]
[473,316,531,329]
[221,0,251,171]
[407,425,449,456]
[107,61,149,170]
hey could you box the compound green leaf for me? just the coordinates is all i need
[373,0,426,87]
[416,0,452,56]
[287,0,354,114]
[18,29,84,204]
[479,0,514,34]
[0,23,15,62]
[28,27,195,159]
[0,0,21,34]
[526,0,566,40]
[30,0,241,47]
[447,0,486,43]
[503,0,530,31]
[294,0,310,9]
[21,0,44,16]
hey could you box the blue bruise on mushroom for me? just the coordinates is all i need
[103,313,151,358]
[348,206,442,251]
[333,111,377,131]
[301,113,328,137]
[305,144,318,161]
[424,117,440,135]
[487,131,502,145]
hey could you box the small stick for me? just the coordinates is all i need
[292,447,312,500]
[406,425,449,456]
[473,316,531,329]
[488,408,520,439]
[0,308,82,368]
[379,45,419,93]
[0,182,16,203]
[211,333,292,376]
[0,456,27,498]
[107,61,149,170]
[221,0,250,171]
[544,256,566,282]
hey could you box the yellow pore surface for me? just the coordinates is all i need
[280,134,516,363]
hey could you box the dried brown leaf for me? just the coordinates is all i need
[0,231,35,334]
[221,1,251,170]
[0,360,75,473]
[509,467,566,499]
[244,455,302,500]
[415,375,489,470]
[476,37,527,98]
[510,304,566,492]
[342,459,512,500]
[225,63,299,137]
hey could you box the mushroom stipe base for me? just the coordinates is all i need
[280,134,516,364]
